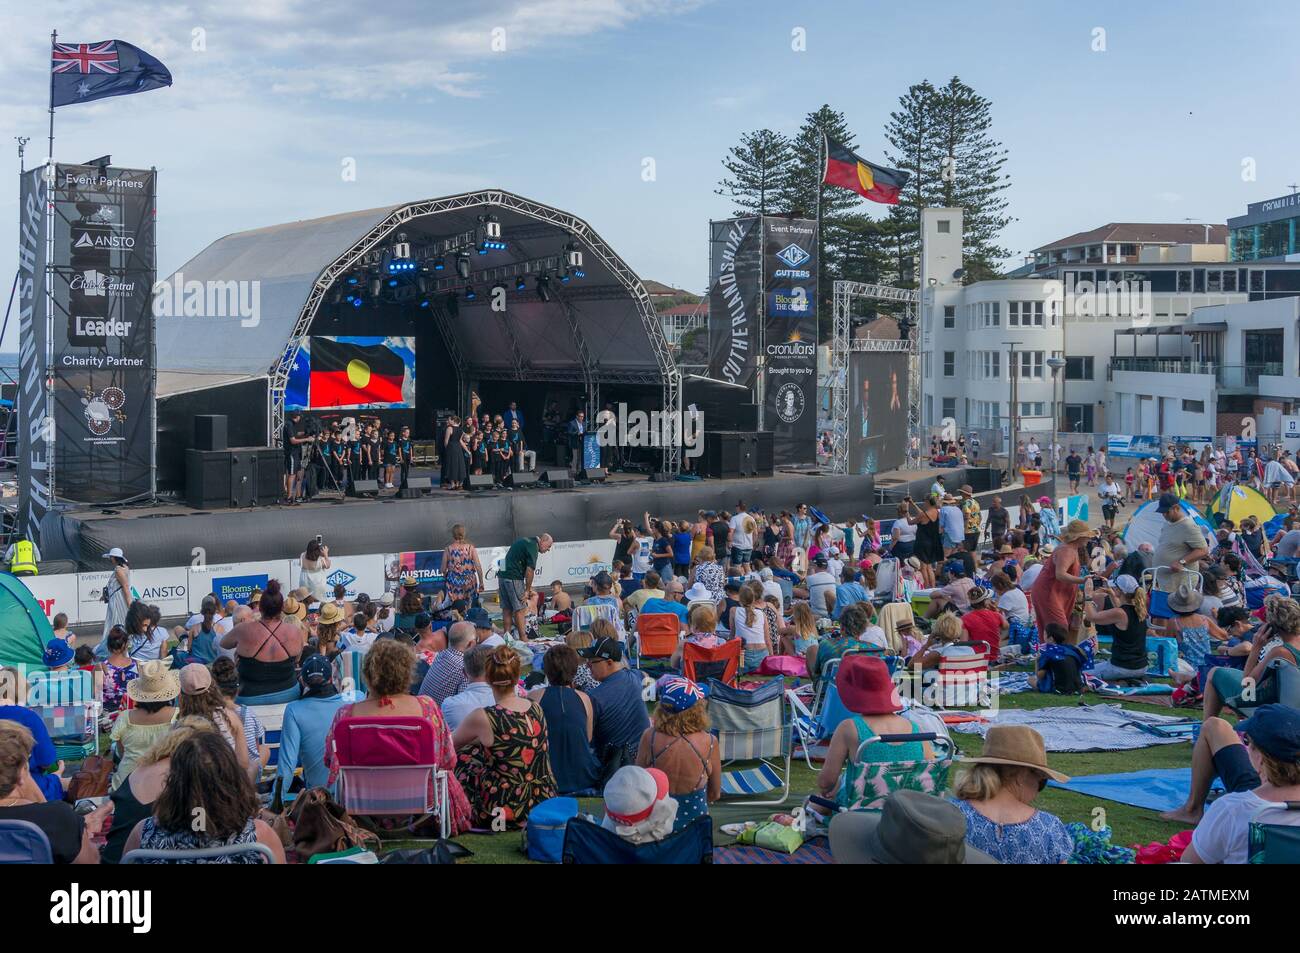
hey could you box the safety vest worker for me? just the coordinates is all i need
[8,539,38,576]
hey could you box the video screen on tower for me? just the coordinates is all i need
[284,335,416,410]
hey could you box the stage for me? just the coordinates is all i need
[36,464,1053,573]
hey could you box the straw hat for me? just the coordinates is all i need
[127,658,180,704]
[283,596,307,622]
[317,602,344,626]
[961,725,1068,784]
[997,544,1014,555]
[1060,519,1092,543]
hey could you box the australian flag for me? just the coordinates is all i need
[51,40,172,108]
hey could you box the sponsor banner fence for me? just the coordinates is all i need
[761,216,818,466]
[189,560,295,611]
[49,163,156,505]
[18,540,619,626]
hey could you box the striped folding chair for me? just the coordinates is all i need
[573,602,621,635]
[28,669,100,761]
[331,715,451,839]
[710,678,792,806]
[935,640,992,708]
[333,650,367,699]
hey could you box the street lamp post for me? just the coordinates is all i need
[1047,355,1066,474]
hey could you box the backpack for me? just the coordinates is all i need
[525,797,580,863]
[64,754,113,802]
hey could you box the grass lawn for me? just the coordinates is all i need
[402,678,1208,864]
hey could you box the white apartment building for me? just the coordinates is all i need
[919,208,1300,441]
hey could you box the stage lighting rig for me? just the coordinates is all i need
[465,286,477,301]
[536,274,553,302]
[433,257,446,272]
[456,253,471,279]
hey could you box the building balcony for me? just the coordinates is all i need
[1107,357,1281,389]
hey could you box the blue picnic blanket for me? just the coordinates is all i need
[1049,768,1223,813]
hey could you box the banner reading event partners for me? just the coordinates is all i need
[761,216,818,466]
[48,163,157,505]
[16,165,51,544]
[703,217,763,387]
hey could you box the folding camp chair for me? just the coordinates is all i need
[711,678,793,806]
[0,819,52,863]
[122,842,275,864]
[842,733,955,811]
[683,639,741,687]
[1226,657,1300,719]
[26,669,100,761]
[573,602,620,633]
[872,559,901,605]
[333,650,367,698]
[1143,567,1201,619]
[331,715,452,839]
[1248,802,1300,863]
[633,613,681,668]
[561,814,712,864]
[788,651,896,768]
[934,640,992,708]
[245,702,287,773]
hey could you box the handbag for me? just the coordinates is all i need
[287,786,378,860]
[64,755,114,801]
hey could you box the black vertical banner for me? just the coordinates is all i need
[16,166,51,543]
[48,164,156,504]
[849,350,908,474]
[761,216,818,466]
[705,217,762,387]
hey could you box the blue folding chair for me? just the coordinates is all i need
[0,819,52,864]
[561,815,712,864]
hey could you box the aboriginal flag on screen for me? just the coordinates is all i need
[822,134,910,205]
[309,338,405,407]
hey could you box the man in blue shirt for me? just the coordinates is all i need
[832,566,870,620]
[640,578,689,626]
[580,637,650,777]
[502,401,524,431]
[277,655,347,792]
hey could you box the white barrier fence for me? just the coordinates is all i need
[19,538,619,627]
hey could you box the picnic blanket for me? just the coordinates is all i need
[951,704,1192,752]
[1049,768,1223,813]
[714,836,833,865]
[995,672,1034,695]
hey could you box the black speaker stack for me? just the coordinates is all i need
[700,431,774,479]
[186,447,282,509]
[542,468,574,489]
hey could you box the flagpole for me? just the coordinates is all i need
[47,30,56,160]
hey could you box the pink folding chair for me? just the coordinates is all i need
[330,715,451,839]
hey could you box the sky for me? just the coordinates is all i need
[2,0,1299,351]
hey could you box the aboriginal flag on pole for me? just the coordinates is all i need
[309,338,405,407]
[822,134,909,205]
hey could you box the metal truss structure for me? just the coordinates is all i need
[268,190,683,473]
[829,281,921,474]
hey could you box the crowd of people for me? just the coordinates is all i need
[5,456,1300,865]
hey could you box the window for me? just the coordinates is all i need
[943,351,955,377]
[1250,270,1265,293]
[937,219,951,233]
[1182,399,1205,413]
[922,352,932,379]
[1018,402,1046,418]
[977,301,1001,328]
[974,401,1000,429]
[979,351,1001,380]
[943,305,955,329]
[1064,356,1094,381]
[1015,351,1044,380]
[1177,270,1192,293]
[941,397,956,422]
[925,394,933,425]
[1008,300,1044,327]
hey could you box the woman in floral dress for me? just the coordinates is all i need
[443,524,485,607]
[453,646,556,828]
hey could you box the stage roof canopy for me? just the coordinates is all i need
[155,189,676,396]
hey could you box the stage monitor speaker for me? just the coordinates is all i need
[542,468,570,482]
[194,415,228,452]
[254,450,283,504]
[508,471,540,489]
[650,471,674,482]
[353,479,380,496]
[467,474,496,490]
[186,447,277,508]
[399,476,433,498]
[702,431,760,479]
[582,467,607,482]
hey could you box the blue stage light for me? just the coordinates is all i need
[351,297,364,308]
[515,276,527,291]
[346,275,359,285]
[433,257,446,271]
[419,297,431,308]
[465,286,477,300]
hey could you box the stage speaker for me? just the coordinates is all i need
[253,450,283,504]
[353,479,380,496]
[399,476,432,498]
[702,431,749,479]
[650,471,674,482]
[508,471,540,489]
[186,449,230,509]
[194,415,228,452]
[186,447,273,508]
[229,450,256,507]
[467,474,496,490]
[755,431,774,477]
[582,467,607,483]
[543,468,571,483]
[963,466,1000,494]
